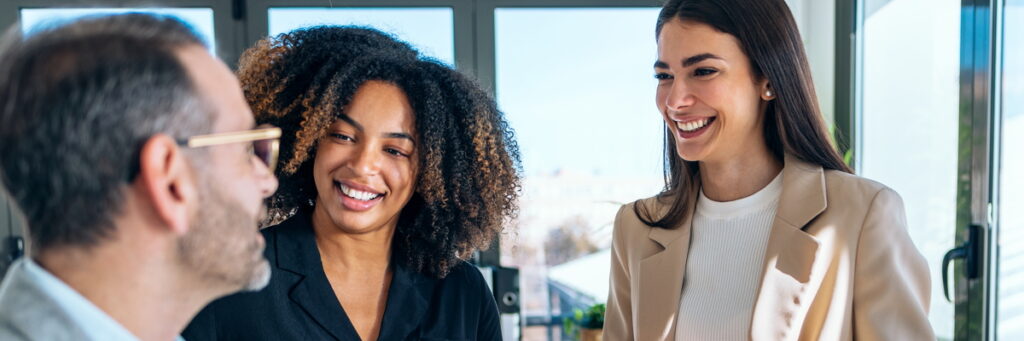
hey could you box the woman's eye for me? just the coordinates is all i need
[694,68,717,77]
[329,133,353,142]
[385,148,408,157]
[654,73,673,80]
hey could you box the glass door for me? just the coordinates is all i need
[994,0,1024,339]
[858,0,961,338]
[857,0,1014,339]
[945,0,1021,339]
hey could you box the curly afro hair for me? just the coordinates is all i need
[237,26,521,279]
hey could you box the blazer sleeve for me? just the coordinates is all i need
[476,271,503,341]
[852,188,935,340]
[603,204,633,341]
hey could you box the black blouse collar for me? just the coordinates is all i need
[271,211,437,341]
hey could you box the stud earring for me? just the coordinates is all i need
[765,89,774,98]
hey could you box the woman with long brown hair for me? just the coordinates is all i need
[604,0,933,339]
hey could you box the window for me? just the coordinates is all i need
[858,0,960,338]
[267,7,455,65]
[20,8,217,52]
[997,1,1024,338]
[493,7,662,339]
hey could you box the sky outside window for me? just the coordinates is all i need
[268,7,454,66]
[21,8,216,53]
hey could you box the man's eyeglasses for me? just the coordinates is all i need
[178,124,281,173]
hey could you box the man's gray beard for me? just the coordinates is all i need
[241,260,271,291]
[179,178,270,293]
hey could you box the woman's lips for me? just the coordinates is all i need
[334,181,384,211]
[675,116,716,139]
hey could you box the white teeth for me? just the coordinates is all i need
[676,118,711,132]
[338,183,381,201]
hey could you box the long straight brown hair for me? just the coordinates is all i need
[635,0,853,229]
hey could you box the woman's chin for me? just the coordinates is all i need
[329,218,383,235]
[675,145,708,162]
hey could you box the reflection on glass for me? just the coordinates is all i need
[268,8,454,66]
[997,1,1024,339]
[494,8,662,340]
[860,0,958,339]
[20,8,216,51]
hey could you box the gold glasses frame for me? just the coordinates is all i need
[179,124,282,173]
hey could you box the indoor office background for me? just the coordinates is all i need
[0,0,1018,340]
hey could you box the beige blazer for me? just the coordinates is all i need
[603,155,934,340]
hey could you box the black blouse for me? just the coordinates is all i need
[182,212,502,341]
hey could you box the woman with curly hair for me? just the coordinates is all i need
[182,26,520,341]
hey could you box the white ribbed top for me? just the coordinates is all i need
[675,172,782,341]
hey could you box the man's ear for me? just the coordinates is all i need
[135,134,197,236]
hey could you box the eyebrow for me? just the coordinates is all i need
[338,115,364,131]
[338,115,415,144]
[683,53,723,67]
[653,53,725,68]
[385,132,415,143]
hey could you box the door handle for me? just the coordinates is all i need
[942,224,982,302]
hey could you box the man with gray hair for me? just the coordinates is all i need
[0,13,279,340]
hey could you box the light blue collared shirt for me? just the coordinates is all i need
[18,258,185,341]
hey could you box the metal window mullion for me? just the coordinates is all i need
[452,0,474,74]
[474,0,497,93]
[210,0,241,68]
[834,0,861,171]
[954,0,997,339]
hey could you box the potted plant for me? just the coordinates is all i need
[563,303,605,341]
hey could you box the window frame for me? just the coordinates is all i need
[0,0,242,65]
[845,0,1004,339]
[955,0,1001,339]
[245,0,474,72]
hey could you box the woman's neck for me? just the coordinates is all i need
[698,146,782,202]
[310,205,395,273]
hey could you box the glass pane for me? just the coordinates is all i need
[268,8,454,66]
[494,8,662,340]
[20,8,216,52]
[859,0,959,339]
[997,1,1024,339]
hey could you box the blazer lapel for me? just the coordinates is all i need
[376,265,435,340]
[637,193,696,340]
[750,155,826,341]
[275,214,359,341]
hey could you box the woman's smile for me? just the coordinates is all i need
[334,180,385,211]
[673,116,717,139]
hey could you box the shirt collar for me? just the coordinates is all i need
[22,257,163,341]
